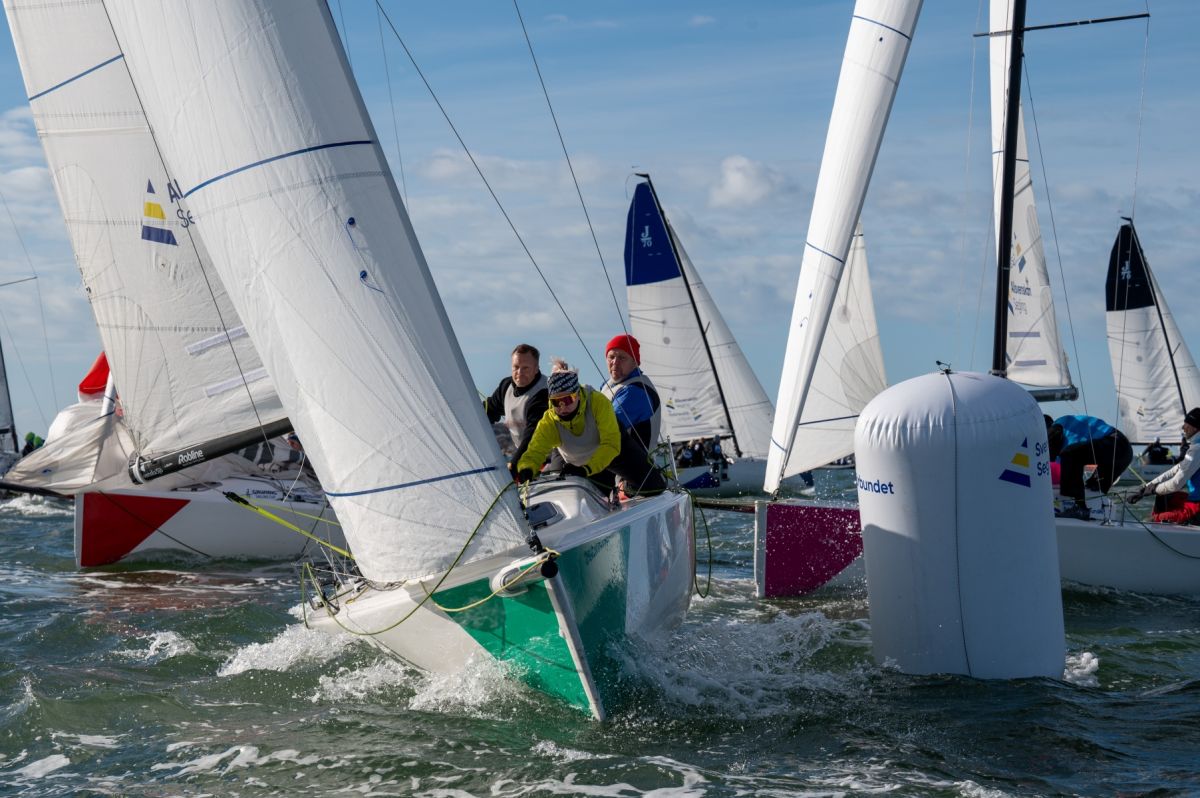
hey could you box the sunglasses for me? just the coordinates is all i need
[550,394,577,408]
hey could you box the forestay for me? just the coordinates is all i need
[624,180,774,458]
[1106,222,1200,443]
[764,0,918,493]
[3,0,285,465]
[104,0,527,582]
[989,0,1073,392]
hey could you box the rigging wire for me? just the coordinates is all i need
[375,3,409,206]
[1128,2,1151,222]
[373,1,606,382]
[511,0,628,338]
[1022,63,1088,417]
[0,181,56,428]
[960,0,989,373]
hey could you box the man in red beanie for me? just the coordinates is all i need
[601,333,661,451]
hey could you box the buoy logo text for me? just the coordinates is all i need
[857,476,895,495]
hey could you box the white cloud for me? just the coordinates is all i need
[690,16,716,27]
[707,155,789,209]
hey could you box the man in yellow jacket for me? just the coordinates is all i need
[516,366,665,496]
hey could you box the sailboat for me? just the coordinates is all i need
[622,175,775,496]
[755,0,1200,597]
[0,334,20,477]
[1,0,344,566]
[1106,221,1200,481]
[747,0,906,598]
[100,0,695,719]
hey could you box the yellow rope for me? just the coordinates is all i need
[423,547,562,613]
[299,481,516,637]
[224,492,353,559]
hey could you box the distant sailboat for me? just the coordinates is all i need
[104,0,695,719]
[1,0,343,565]
[623,174,775,495]
[0,334,20,476]
[1106,220,1200,477]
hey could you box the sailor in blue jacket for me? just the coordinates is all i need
[1047,414,1133,517]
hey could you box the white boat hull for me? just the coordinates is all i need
[74,474,342,567]
[305,480,694,719]
[1055,514,1200,594]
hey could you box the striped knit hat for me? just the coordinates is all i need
[547,369,579,397]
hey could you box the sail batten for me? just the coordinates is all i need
[103,0,527,581]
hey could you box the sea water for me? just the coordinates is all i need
[1,481,1198,797]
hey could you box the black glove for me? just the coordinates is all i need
[560,463,589,479]
[1128,486,1147,504]
[516,468,534,484]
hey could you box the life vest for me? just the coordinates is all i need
[602,370,661,448]
[503,373,546,442]
[555,387,601,466]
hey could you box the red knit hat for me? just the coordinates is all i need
[605,334,640,364]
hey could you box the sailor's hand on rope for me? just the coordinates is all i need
[560,463,589,479]
[1128,485,1149,504]
[515,468,534,485]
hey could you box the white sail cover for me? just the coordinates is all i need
[624,180,774,458]
[989,0,1072,390]
[104,0,527,582]
[764,0,919,493]
[3,0,286,464]
[1106,223,1200,443]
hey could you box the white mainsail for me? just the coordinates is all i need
[104,0,527,582]
[763,0,917,493]
[989,0,1073,391]
[1106,222,1200,443]
[3,0,286,470]
[624,178,774,458]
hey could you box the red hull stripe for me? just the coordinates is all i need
[79,492,189,566]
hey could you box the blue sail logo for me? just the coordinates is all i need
[140,180,178,246]
[640,224,653,248]
[998,437,1032,487]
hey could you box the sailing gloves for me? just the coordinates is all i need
[560,463,589,479]
[1128,485,1150,504]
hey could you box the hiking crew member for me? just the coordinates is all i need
[1047,414,1133,520]
[484,343,549,477]
[600,334,661,452]
[1129,407,1200,524]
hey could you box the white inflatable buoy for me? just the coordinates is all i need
[855,370,1063,678]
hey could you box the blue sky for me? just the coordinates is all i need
[0,1,1195,440]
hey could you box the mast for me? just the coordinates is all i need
[637,173,743,457]
[991,0,1026,376]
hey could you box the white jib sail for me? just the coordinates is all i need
[989,0,1072,390]
[3,0,286,466]
[1105,222,1200,443]
[763,0,920,493]
[781,224,887,476]
[624,180,774,458]
[104,0,527,582]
